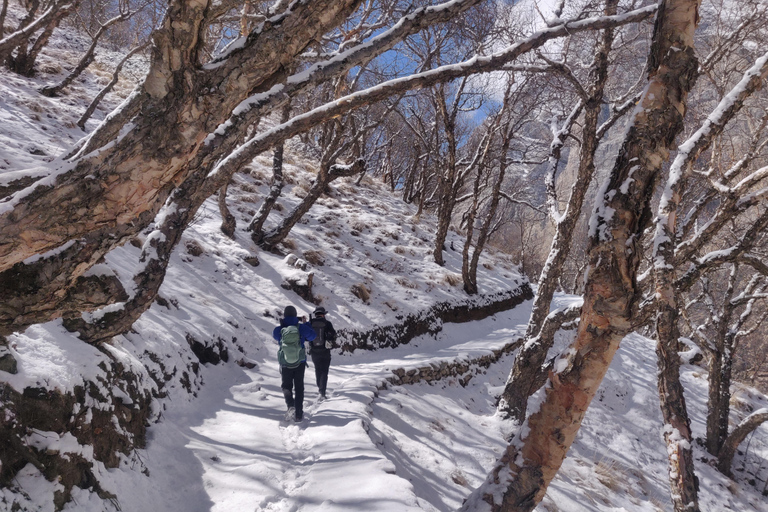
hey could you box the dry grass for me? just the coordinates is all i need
[185,239,205,257]
[393,246,406,255]
[351,283,371,303]
[303,250,325,266]
[281,238,297,250]
[443,273,462,287]
[595,458,624,491]
[395,277,419,290]
[292,183,310,196]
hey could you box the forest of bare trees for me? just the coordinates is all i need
[2,0,768,510]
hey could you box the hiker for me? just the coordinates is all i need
[273,305,315,422]
[308,306,337,399]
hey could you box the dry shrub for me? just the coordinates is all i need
[396,277,419,290]
[238,193,259,204]
[240,183,258,193]
[393,246,406,255]
[351,221,367,232]
[40,63,62,74]
[336,182,355,196]
[482,261,494,270]
[292,183,310,196]
[273,202,284,212]
[351,283,371,303]
[24,100,44,113]
[450,470,469,487]
[443,273,462,287]
[249,167,268,181]
[303,250,325,266]
[281,238,297,250]
[185,239,205,257]
[595,458,626,492]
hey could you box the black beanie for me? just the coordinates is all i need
[284,305,297,318]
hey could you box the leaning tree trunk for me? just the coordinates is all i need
[0,0,365,338]
[498,0,615,422]
[218,181,236,238]
[40,12,128,97]
[260,159,364,249]
[248,102,290,241]
[717,409,768,476]
[77,43,146,129]
[8,1,74,76]
[461,1,702,510]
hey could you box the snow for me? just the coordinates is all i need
[1,6,768,512]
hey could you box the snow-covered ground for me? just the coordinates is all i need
[1,10,768,512]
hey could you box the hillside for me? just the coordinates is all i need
[1,10,768,512]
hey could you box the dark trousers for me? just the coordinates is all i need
[281,363,305,415]
[311,352,331,396]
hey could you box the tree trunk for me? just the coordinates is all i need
[40,14,119,97]
[8,1,74,76]
[498,0,615,422]
[706,332,735,457]
[248,102,290,241]
[717,409,768,476]
[77,43,146,130]
[461,0,701,510]
[0,0,9,39]
[260,160,364,249]
[218,182,236,238]
[652,41,768,512]
[433,85,458,266]
[464,119,511,295]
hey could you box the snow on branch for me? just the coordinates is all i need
[206,4,658,188]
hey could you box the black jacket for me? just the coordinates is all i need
[308,316,336,356]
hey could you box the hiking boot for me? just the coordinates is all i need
[294,411,303,422]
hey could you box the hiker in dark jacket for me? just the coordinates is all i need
[308,306,337,400]
[273,305,315,422]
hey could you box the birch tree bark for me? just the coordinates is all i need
[499,0,617,423]
[462,0,702,510]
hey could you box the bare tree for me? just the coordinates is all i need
[39,0,144,97]
[0,0,655,341]
[462,0,702,510]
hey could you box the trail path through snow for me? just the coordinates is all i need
[168,304,534,512]
[132,295,768,512]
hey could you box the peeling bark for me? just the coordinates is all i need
[462,1,702,510]
[499,0,616,422]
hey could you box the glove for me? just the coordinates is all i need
[325,340,332,349]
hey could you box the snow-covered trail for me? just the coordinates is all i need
[161,304,534,512]
[127,295,768,512]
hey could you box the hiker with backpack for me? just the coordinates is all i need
[308,307,337,400]
[273,305,316,422]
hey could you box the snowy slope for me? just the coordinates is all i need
[1,12,768,512]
